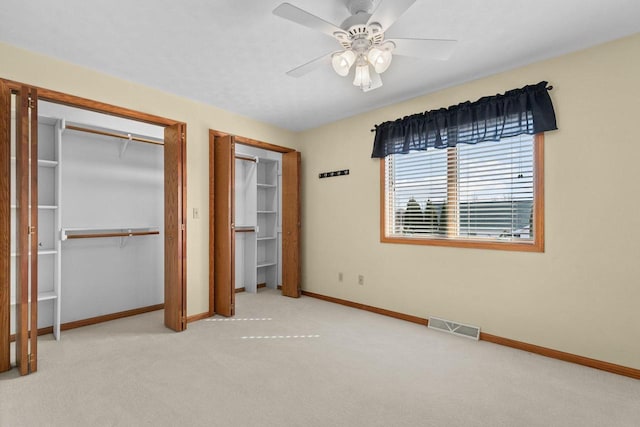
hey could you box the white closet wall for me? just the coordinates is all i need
[235,158,257,291]
[60,128,163,322]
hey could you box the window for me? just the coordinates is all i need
[381,134,544,251]
[374,82,555,251]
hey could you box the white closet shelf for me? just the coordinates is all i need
[9,157,59,168]
[10,249,58,257]
[257,261,277,268]
[61,226,160,241]
[10,291,58,306]
[257,211,277,214]
[257,236,277,241]
[38,291,58,301]
[38,159,59,168]
[10,205,58,210]
[257,183,277,188]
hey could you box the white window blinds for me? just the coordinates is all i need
[385,134,536,243]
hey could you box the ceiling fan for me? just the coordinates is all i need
[273,0,457,92]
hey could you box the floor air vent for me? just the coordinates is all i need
[428,317,480,340]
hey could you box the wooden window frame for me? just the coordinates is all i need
[379,133,545,252]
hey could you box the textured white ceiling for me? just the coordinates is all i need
[1,0,639,131]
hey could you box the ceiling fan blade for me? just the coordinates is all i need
[390,38,457,60]
[285,52,334,78]
[367,0,417,32]
[273,3,344,38]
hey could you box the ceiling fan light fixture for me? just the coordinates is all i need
[331,50,356,76]
[368,42,395,74]
[353,64,371,88]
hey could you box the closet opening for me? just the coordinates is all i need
[1,80,187,375]
[235,145,281,295]
[210,130,300,317]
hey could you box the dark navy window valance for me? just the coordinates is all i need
[371,81,557,158]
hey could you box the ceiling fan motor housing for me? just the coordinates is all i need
[335,22,385,51]
[346,0,375,16]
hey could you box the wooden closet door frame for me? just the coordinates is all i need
[0,80,10,373]
[14,87,30,374]
[0,79,188,374]
[208,129,300,317]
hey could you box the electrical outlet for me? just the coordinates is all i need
[358,275,364,286]
[193,207,199,219]
[338,272,343,282]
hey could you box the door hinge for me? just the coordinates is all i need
[181,132,185,142]
[28,226,36,234]
[28,353,33,373]
[28,96,35,109]
[181,223,186,231]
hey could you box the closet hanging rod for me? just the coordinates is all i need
[235,154,257,163]
[65,124,164,146]
[65,231,160,240]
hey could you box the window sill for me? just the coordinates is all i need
[380,235,544,252]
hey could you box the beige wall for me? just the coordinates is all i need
[297,33,640,370]
[0,42,298,317]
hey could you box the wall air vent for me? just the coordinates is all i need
[428,316,480,340]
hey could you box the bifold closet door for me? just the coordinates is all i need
[14,86,39,375]
[282,151,301,298]
[0,81,10,373]
[164,123,187,332]
[213,135,235,317]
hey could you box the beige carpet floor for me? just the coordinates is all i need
[1,289,639,426]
